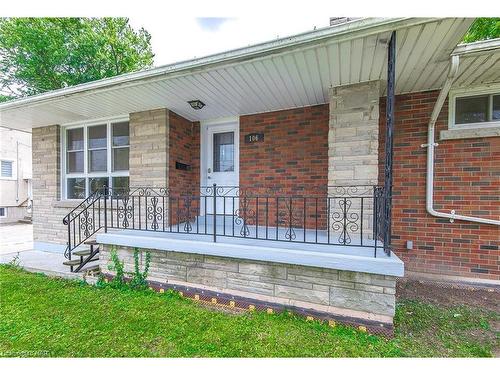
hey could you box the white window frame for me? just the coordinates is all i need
[0,207,6,218]
[449,85,500,130]
[61,116,130,200]
[0,159,16,180]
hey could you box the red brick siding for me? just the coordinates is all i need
[379,90,499,280]
[239,105,329,228]
[168,111,200,222]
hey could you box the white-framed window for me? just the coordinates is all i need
[1,160,14,179]
[0,207,6,217]
[449,86,500,129]
[61,117,130,200]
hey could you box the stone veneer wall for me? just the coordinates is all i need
[32,125,67,250]
[129,108,169,187]
[328,81,380,186]
[100,245,397,322]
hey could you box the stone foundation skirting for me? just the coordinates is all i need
[99,244,397,326]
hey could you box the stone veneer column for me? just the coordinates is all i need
[328,81,380,186]
[129,109,169,187]
[32,125,66,249]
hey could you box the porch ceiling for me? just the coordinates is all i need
[0,18,484,131]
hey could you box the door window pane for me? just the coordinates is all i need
[89,177,109,194]
[88,125,107,148]
[113,148,129,171]
[112,176,130,196]
[67,128,83,150]
[213,132,234,172]
[67,151,84,173]
[455,95,489,124]
[493,95,500,120]
[112,122,129,146]
[67,178,86,199]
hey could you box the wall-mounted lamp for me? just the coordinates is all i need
[188,100,205,110]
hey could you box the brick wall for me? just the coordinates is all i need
[168,112,200,195]
[239,105,329,229]
[167,112,200,223]
[379,90,499,280]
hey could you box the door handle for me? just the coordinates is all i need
[208,168,212,173]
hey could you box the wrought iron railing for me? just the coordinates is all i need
[63,184,390,260]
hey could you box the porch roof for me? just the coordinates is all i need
[1,18,497,131]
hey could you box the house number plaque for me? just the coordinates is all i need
[244,132,264,143]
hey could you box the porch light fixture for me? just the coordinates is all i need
[188,100,205,110]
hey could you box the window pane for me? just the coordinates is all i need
[113,148,129,171]
[493,95,500,120]
[67,178,86,199]
[89,149,107,172]
[213,132,234,172]
[88,124,107,149]
[67,128,83,150]
[89,177,109,194]
[67,151,84,173]
[455,95,489,124]
[112,176,130,196]
[112,122,129,146]
[1,160,13,177]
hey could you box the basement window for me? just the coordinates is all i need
[62,118,130,200]
[0,207,6,218]
[443,87,500,140]
[450,88,500,128]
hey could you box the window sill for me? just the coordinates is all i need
[440,126,500,141]
[52,200,82,209]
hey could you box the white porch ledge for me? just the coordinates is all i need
[96,229,404,277]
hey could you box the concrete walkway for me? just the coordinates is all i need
[0,222,33,255]
[0,223,83,279]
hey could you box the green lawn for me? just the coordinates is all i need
[0,265,498,357]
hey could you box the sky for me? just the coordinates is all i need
[128,15,329,67]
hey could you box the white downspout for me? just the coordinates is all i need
[425,55,500,226]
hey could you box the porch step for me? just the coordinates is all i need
[63,259,82,266]
[84,239,98,245]
[73,249,92,256]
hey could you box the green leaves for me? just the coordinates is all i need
[0,17,154,98]
[463,18,500,43]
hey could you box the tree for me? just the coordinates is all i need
[463,18,500,43]
[0,18,154,98]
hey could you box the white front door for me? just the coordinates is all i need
[202,120,239,215]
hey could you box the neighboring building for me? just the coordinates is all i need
[0,18,498,332]
[0,127,32,224]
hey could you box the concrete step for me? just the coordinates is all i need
[84,239,98,245]
[18,218,32,224]
[73,249,92,257]
[63,259,81,266]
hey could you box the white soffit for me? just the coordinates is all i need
[0,17,480,131]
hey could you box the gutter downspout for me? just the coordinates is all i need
[424,55,500,226]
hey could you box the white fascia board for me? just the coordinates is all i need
[0,17,438,113]
[453,38,500,56]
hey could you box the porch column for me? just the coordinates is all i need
[129,108,170,188]
[328,80,380,187]
[328,80,380,240]
[384,31,396,251]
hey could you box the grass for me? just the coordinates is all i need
[0,265,498,357]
